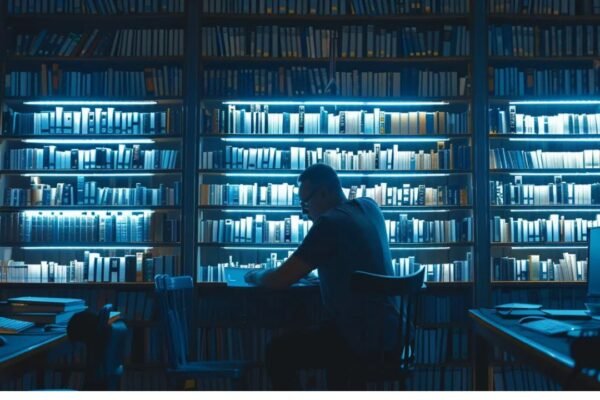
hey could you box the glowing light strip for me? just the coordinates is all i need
[218,245,454,251]
[221,137,450,143]
[390,246,452,251]
[22,172,156,177]
[21,209,154,216]
[223,172,452,178]
[23,139,155,145]
[510,208,600,213]
[509,100,600,105]
[510,245,588,250]
[223,100,450,106]
[216,208,456,213]
[23,100,158,106]
[508,172,600,177]
[21,246,154,250]
[508,137,600,142]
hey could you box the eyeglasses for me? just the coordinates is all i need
[300,186,320,213]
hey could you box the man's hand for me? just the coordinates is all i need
[244,269,262,285]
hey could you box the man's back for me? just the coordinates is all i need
[294,197,398,354]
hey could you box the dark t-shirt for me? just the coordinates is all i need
[294,197,399,355]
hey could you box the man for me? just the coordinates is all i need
[244,163,399,390]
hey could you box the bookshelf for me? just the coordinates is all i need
[486,1,596,390]
[196,0,474,389]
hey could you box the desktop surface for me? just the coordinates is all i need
[470,308,600,389]
[0,327,66,369]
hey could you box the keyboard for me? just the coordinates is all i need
[520,318,579,336]
[0,316,34,334]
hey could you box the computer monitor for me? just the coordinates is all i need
[587,227,600,298]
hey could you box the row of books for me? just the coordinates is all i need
[7,146,179,170]
[414,328,470,364]
[199,215,312,244]
[197,253,293,282]
[489,178,600,206]
[210,105,468,135]
[493,366,558,391]
[490,214,600,243]
[407,367,471,391]
[385,215,472,243]
[392,253,472,282]
[488,0,598,15]
[201,25,469,58]
[5,65,183,97]
[200,0,470,14]
[202,144,471,171]
[199,183,471,207]
[14,29,184,58]
[492,253,587,281]
[200,215,472,243]
[0,253,179,283]
[489,108,600,135]
[489,67,598,97]
[4,181,181,207]
[5,107,179,135]
[489,148,600,169]
[203,67,469,97]
[419,292,471,324]
[7,0,185,14]
[489,24,600,57]
[0,211,180,243]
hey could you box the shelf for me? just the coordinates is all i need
[3,242,180,248]
[1,169,182,176]
[489,134,600,141]
[0,134,183,142]
[3,98,184,105]
[6,56,185,65]
[422,281,473,289]
[488,56,600,63]
[7,14,186,26]
[0,206,180,212]
[199,14,470,23]
[202,134,471,141]
[491,281,587,287]
[198,242,474,249]
[488,97,600,105]
[491,205,600,212]
[490,169,600,175]
[201,56,470,65]
[198,169,472,177]
[200,96,472,104]
[488,14,600,23]
[0,281,155,288]
[198,205,472,213]
[491,243,588,249]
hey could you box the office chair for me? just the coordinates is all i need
[345,266,426,390]
[67,304,128,390]
[154,274,248,390]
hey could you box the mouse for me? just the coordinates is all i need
[0,335,7,346]
[519,316,547,324]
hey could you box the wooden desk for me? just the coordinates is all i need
[469,309,600,391]
[0,327,68,387]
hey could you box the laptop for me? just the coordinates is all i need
[224,267,256,287]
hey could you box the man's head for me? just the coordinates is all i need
[298,164,346,221]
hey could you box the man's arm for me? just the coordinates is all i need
[244,255,313,289]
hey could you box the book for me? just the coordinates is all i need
[7,296,85,313]
[8,307,88,325]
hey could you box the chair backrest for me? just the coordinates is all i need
[351,266,426,369]
[154,274,195,369]
[67,304,128,390]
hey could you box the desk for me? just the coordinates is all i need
[470,309,600,390]
[0,327,67,388]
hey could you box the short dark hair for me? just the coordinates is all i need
[298,163,342,193]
